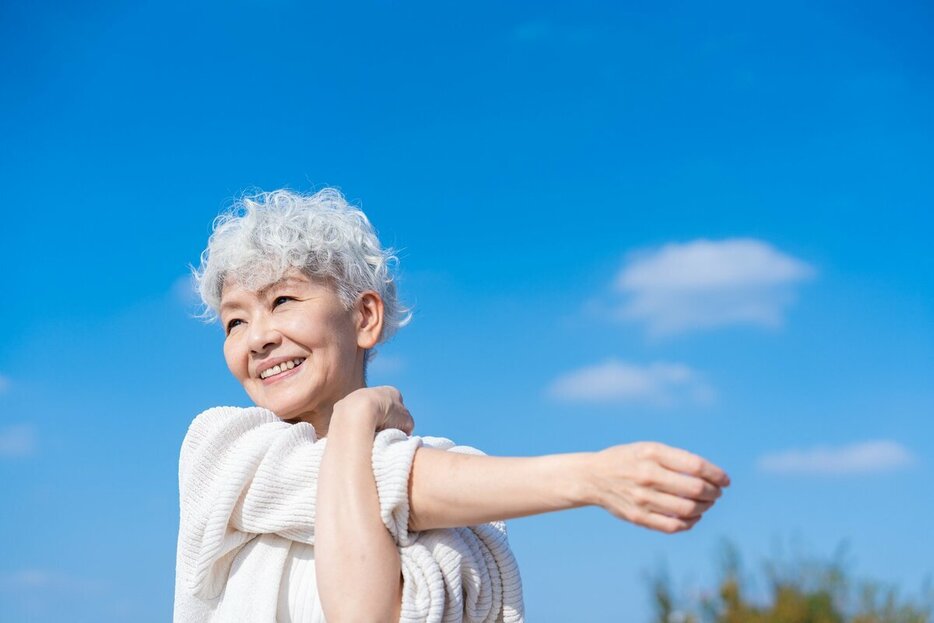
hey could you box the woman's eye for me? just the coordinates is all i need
[226,319,243,333]
[273,296,293,307]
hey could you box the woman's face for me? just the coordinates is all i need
[219,270,365,423]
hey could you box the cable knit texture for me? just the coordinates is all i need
[174,406,524,623]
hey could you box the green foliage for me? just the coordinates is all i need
[648,541,933,623]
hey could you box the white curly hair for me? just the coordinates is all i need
[192,188,410,345]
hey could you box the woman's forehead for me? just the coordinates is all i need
[221,271,308,300]
[219,270,335,304]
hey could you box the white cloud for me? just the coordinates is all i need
[614,238,815,336]
[547,359,714,407]
[0,569,107,592]
[0,424,37,458]
[758,440,917,475]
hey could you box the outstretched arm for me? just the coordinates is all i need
[177,395,726,615]
[407,442,730,534]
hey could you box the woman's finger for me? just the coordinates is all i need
[636,510,700,534]
[650,466,722,501]
[641,489,715,519]
[653,444,730,487]
[401,408,414,434]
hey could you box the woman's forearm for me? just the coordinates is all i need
[316,408,402,623]
[407,447,596,532]
[407,442,730,535]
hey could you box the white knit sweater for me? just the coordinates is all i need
[173,406,525,623]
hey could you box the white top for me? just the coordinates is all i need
[173,406,525,623]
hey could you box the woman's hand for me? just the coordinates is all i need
[584,442,730,534]
[334,385,414,435]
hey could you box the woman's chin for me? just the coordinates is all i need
[249,387,329,425]
[251,388,306,418]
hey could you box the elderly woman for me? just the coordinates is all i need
[173,188,730,623]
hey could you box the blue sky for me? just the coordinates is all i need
[1,1,932,620]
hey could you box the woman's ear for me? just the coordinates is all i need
[354,291,385,349]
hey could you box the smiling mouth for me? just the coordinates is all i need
[259,358,306,380]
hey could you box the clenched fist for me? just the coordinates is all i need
[584,441,730,533]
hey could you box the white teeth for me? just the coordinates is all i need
[260,358,305,379]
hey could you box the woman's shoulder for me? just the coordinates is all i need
[178,405,284,466]
[369,430,485,455]
[420,435,487,457]
[186,404,281,434]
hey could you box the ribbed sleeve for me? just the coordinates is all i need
[175,405,524,622]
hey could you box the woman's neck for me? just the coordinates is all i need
[286,375,367,438]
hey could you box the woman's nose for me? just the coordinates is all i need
[247,316,281,354]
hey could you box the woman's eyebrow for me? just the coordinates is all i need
[272,276,305,288]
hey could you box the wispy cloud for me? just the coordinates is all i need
[614,238,815,336]
[547,359,714,407]
[0,569,108,593]
[758,440,917,475]
[0,424,37,458]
